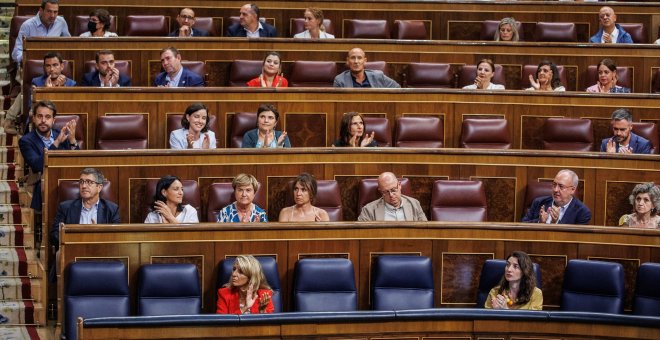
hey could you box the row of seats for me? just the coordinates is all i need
[64,258,660,340]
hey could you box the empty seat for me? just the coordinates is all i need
[357,177,412,213]
[430,180,487,222]
[372,255,434,310]
[457,64,505,89]
[64,261,129,340]
[520,64,568,90]
[365,61,389,77]
[229,112,257,148]
[228,60,262,86]
[124,15,169,36]
[58,179,114,203]
[394,116,444,148]
[404,63,453,88]
[542,118,594,151]
[534,22,577,42]
[53,115,85,149]
[95,114,148,150]
[206,182,267,222]
[293,258,357,312]
[460,119,511,149]
[284,180,343,221]
[522,181,553,219]
[653,69,660,94]
[344,19,390,39]
[476,259,542,308]
[83,60,132,81]
[181,61,207,84]
[146,179,201,221]
[362,117,392,147]
[392,20,428,40]
[480,20,523,41]
[137,263,201,316]
[585,65,633,91]
[561,259,625,313]
[632,122,659,154]
[290,18,334,36]
[288,61,337,87]
[633,262,660,316]
[74,15,117,36]
[193,17,220,37]
[618,23,646,44]
[217,257,282,312]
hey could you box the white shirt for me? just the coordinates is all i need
[462,83,505,90]
[245,22,263,38]
[601,27,619,43]
[525,86,566,92]
[79,31,118,38]
[144,204,199,223]
[293,30,335,39]
[545,198,572,224]
[383,202,406,221]
[169,128,217,149]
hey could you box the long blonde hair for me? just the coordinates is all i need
[223,255,271,291]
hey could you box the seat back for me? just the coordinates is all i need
[290,18,335,36]
[284,179,343,221]
[53,115,85,149]
[206,182,267,222]
[542,118,594,151]
[95,114,148,150]
[193,17,220,37]
[289,61,337,87]
[362,117,392,147]
[167,113,218,147]
[25,59,74,85]
[58,180,114,203]
[585,65,633,91]
[365,61,389,77]
[632,122,658,154]
[561,259,625,313]
[618,23,646,44]
[181,61,207,84]
[476,259,542,308]
[293,258,357,312]
[145,179,200,221]
[216,257,282,312]
[534,22,577,42]
[480,20,523,41]
[633,262,660,316]
[404,63,453,88]
[228,60,262,86]
[357,178,412,213]
[457,64,505,89]
[83,60,132,82]
[394,116,444,148]
[520,64,567,90]
[124,15,169,36]
[9,15,33,62]
[74,15,118,36]
[522,181,553,219]
[64,261,129,340]
[372,255,434,310]
[137,263,201,316]
[392,20,428,40]
[460,118,511,149]
[344,19,390,39]
[653,69,660,94]
[431,180,487,222]
[229,112,257,148]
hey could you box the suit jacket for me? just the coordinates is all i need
[31,75,76,87]
[18,129,79,210]
[600,132,652,154]
[153,67,205,87]
[49,198,121,248]
[241,128,291,148]
[80,71,132,87]
[168,27,209,37]
[226,22,277,37]
[590,24,633,44]
[333,69,400,88]
[216,287,274,314]
[522,196,591,225]
[357,195,427,221]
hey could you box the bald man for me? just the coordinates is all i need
[358,172,426,221]
[589,7,633,44]
[334,48,400,88]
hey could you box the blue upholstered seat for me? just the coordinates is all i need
[217,257,282,312]
[64,261,130,340]
[293,258,357,312]
[137,263,201,316]
[560,260,624,313]
[476,259,542,308]
[633,262,660,316]
[372,255,434,310]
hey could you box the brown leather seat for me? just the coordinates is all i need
[289,61,337,87]
[653,69,660,94]
[180,61,207,85]
[457,64,505,89]
[394,117,444,148]
[357,178,412,213]
[145,179,201,221]
[53,115,85,149]
[362,117,391,147]
[9,15,33,62]
[392,20,428,40]
[430,180,487,222]
[58,179,114,203]
[404,63,453,88]
[95,115,148,150]
[520,64,567,90]
[229,112,257,148]
[460,119,511,149]
[206,182,267,222]
[124,15,169,36]
[542,118,594,151]
[228,60,262,87]
[344,19,390,39]
[284,180,343,221]
[585,65,633,92]
[632,122,659,154]
[480,20,523,41]
[166,113,218,147]
[73,15,118,36]
[83,60,132,81]
[618,23,646,44]
[290,18,335,36]
[522,181,553,219]
[534,22,577,42]
[365,61,389,77]
[192,17,220,37]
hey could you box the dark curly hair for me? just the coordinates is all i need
[495,251,537,306]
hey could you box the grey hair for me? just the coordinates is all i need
[558,169,579,187]
[629,183,660,213]
[80,168,105,184]
[611,108,633,123]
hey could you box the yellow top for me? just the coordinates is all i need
[484,286,543,310]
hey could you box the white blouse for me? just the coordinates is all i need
[293,30,335,39]
[144,204,199,223]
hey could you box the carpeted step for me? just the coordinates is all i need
[0,28,7,40]
[0,224,25,247]
[0,301,40,325]
[0,164,17,181]
[0,205,24,224]
[0,326,41,339]
[0,181,19,205]
[0,277,37,301]
[0,130,17,147]
[0,247,29,276]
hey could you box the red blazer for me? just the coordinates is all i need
[246,74,288,87]
[216,287,274,314]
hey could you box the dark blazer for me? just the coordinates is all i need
[241,128,291,148]
[589,24,633,44]
[49,198,121,248]
[333,69,400,88]
[168,27,209,37]
[31,75,76,87]
[18,129,79,210]
[226,22,277,37]
[600,132,652,154]
[80,71,132,87]
[522,195,591,225]
[153,67,204,87]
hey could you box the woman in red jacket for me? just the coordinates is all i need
[216,255,274,314]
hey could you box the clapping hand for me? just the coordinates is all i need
[606,138,617,153]
[258,291,271,312]
[103,67,119,87]
[529,74,540,90]
[202,133,211,149]
[602,32,612,43]
[491,294,510,309]
[179,25,191,37]
[54,119,77,147]
[360,131,375,147]
[154,200,177,223]
[276,131,288,147]
[46,74,67,87]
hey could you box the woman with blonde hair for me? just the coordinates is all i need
[217,173,268,223]
[217,255,274,314]
[494,17,519,42]
[294,8,334,39]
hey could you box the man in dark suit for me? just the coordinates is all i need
[522,169,591,225]
[226,3,277,37]
[168,8,209,37]
[153,47,205,87]
[80,50,132,87]
[600,108,652,154]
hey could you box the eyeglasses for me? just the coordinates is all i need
[179,15,194,20]
[379,184,400,196]
[79,179,101,186]
[551,182,574,191]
